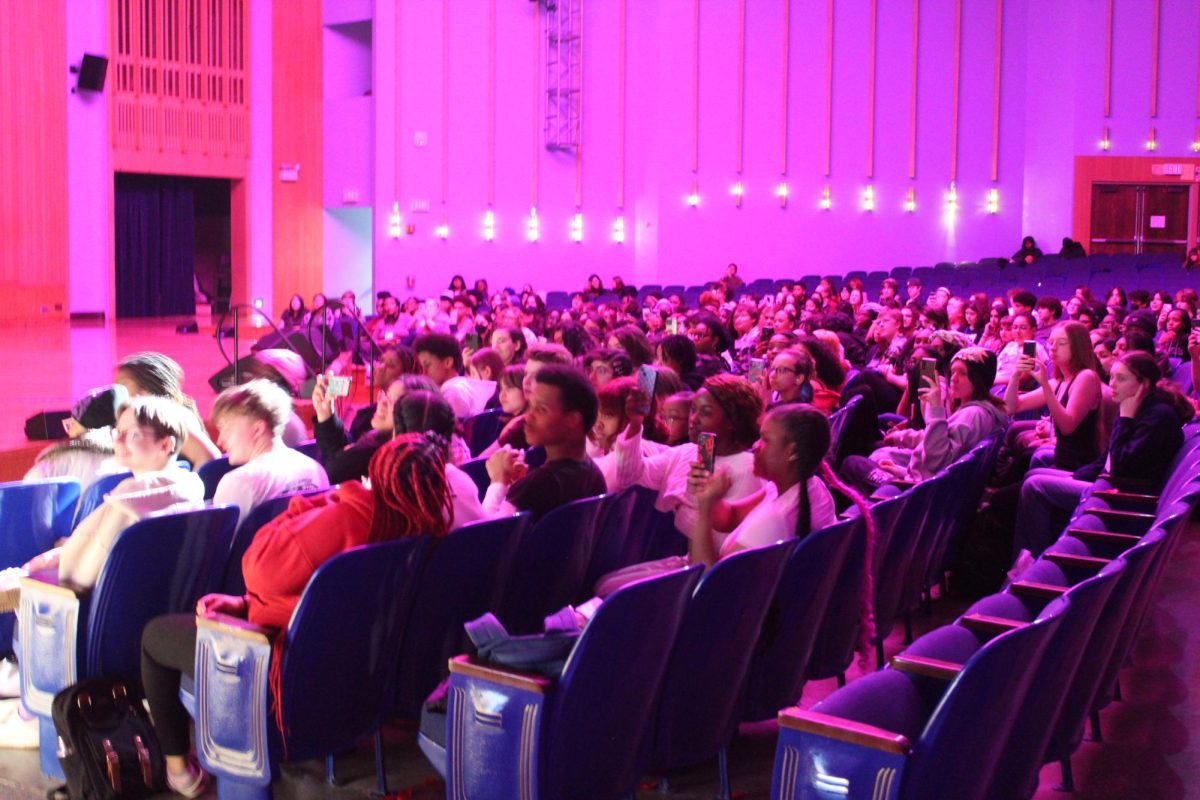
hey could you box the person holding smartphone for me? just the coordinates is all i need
[839,347,1008,494]
[1004,321,1102,471]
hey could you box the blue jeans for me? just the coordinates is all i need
[1013,467,1089,557]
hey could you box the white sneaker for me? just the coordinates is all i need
[0,698,38,749]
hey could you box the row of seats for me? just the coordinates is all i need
[770,424,1200,800]
[541,253,1186,310]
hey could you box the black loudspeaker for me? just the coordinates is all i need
[25,411,72,441]
[77,54,108,92]
[250,329,337,372]
[208,357,266,394]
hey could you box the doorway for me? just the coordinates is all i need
[114,174,231,318]
[1089,183,1189,257]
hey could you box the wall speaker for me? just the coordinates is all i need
[77,54,108,92]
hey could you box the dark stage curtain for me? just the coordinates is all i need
[115,174,197,318]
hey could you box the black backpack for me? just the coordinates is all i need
[48,677,166,800]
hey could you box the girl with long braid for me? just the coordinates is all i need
[140,434,453,797]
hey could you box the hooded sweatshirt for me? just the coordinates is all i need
[58,468,206,588]
[872,399,1008,481]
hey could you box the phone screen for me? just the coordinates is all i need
[748,358,766,382]
[920,357,938,384]
[697,432,716,472]
[1022,340,1038,358]
[637,365,658,399]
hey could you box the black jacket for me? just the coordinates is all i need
[1073,393,1184,486]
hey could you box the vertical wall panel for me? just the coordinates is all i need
[0,0,69,322]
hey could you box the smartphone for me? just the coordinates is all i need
[748,358,766,382]
[697,432,716,473]
[326,374,351,398]
[1022,340,1038,358]
[637,364,658,399]
[919,357,938,385]
[666,317,678,335]
[761,325,775,341]
[464,331,481,351]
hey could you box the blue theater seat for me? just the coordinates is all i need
[71,471,131,529]
[463,408,507,456]
[198,456,235,500]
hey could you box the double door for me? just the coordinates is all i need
[1089,184,1190,256]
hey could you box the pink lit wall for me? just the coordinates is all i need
[316,0,1200,299]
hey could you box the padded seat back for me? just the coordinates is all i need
[197,456,234,500]
[72,472,132,530]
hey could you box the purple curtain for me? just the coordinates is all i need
[114,174,196,318]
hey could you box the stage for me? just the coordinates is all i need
[0,316,267,480]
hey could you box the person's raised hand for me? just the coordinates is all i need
[687,462,731,505]
[311,374,334,422]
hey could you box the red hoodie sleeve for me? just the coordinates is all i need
[242,483,373,629]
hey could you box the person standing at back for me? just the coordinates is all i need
[483,364,606,519]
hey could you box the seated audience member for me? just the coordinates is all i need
[211,380,329,523]
[841,348,1008,494]
[21,396,205,589]
[583,347,635,389]
[1158,308,1191,361]
[993,313,1049,387]
[370,294,412,342]
[114,352,221,467]
[594,405,871,597]
[393,391,487,529]
[480,345,574,458]
[239,349,311,446]
[588,377,669,490]
[1005,321,1102,471]
[1059,237,1087,259]
[759,347,814,409]
[1012,236,1043,264]
[657,334,706,390]
[1033,296,1063,344]
[610,374,765,538]
[140,434,452,797]
[658,390,695,447]
[467,347,505,407]
[344,345,419,439]
[279,294,307,329]
[415,333,494,419]
[24,385,128,490]
[689,313,735,372]
[793,335,845,415]
[483,364,607,519]
[607,325,656,369]
[1011,352,1192,563]
[312,373,431,483]
[490,326,529,365]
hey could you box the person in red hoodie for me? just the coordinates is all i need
[139,433,453,797]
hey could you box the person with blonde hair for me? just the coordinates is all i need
[114,352,220,467]
[211,380,328,523]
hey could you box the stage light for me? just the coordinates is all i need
[862,185,875,212]
[482,210,495,242]
[388,201,403,238]
[435,216,450,240]
[776,181,789,208]
[570,212,584,243]
[526,207,539,242]
[986,188,1000,214]
[818,185,831,211]
[904,187,916,213]
[731,181,743,207]
[1145,126,1157,151]
[612,216,625,244]
[943,182,959,228]
[1099,125,1111,151]
[686,183,701,207]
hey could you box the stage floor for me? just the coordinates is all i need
[0,317,263,478]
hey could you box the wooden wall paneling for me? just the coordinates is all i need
[272,0,323,315]
[0,0,69,322]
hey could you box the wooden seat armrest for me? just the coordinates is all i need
[449,655,553,695]
[1089,508,1155,521]
[890,654,964,681]
[1067,529,1141,547]
[196,613,272,644]
[778,707,912,756]
[1044,552,1111,572]
[1093,489,1159,504]
[960,613,1026,635]
[1096,474,1156,493]
[1009,581,1067,600]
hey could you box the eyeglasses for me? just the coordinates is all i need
[770,366,797,375]
[113,427,146,445]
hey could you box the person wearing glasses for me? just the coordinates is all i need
[751,348,815,410]
[993,312,1049,388]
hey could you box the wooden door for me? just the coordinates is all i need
[1090,185,1139,254]
[1140,186,1189,257]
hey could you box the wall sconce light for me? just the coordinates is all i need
[904,187,916,213]
[686,182,701,207]
[943,182,959,228]
[526,207,539,242]
[776,181,789,208]
[1099,125,1111,151]
[612,216,626,244]
[388,201,404,238]
[435,215,450,240]
[570,212,584,243]
[818,185,832,211]
[1145,126,1157,151]
[986,188,1000,214]
[253,298,264,309]
[862,185,875,213]
[482,210,495,242]
[731,181,744,208]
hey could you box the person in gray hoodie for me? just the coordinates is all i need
[841,347,1008,493]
